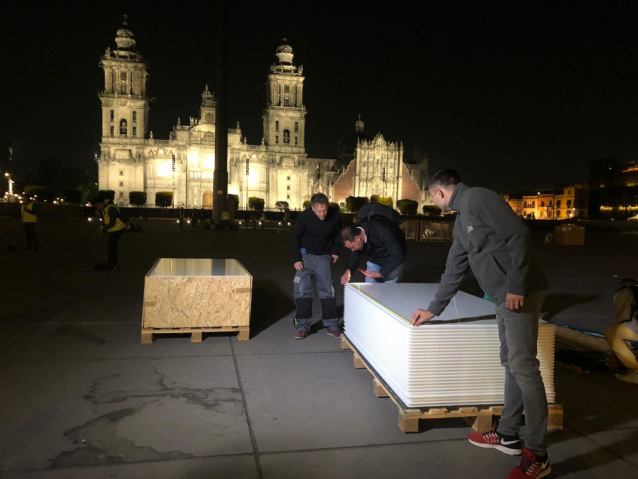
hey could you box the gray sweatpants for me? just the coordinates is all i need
[496,290,548,455]
[293,253,341,332]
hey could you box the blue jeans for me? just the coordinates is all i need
[365,261,402,283]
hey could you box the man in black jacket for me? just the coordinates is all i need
[290,193,341,340]
[340,203,407,285]
[411,169,551,479]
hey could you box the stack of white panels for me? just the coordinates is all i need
[344,283,556,408]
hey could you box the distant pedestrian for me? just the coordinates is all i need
[21,197,39,251]
[178,207,184,228]
[93,197,126,271]
[191,208,198,229]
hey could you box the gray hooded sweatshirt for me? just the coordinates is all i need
[427,183,549,316]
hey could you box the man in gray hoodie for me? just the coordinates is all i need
[412,169,551,479]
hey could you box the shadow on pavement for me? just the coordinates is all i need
[249,279,294,338]
[543,294,601,320]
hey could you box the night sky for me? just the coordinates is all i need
[1,0,637,192]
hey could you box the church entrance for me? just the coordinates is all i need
[202,191,213,210]
[370,177,384,197]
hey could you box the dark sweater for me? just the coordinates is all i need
[427,183,550,316]
[290,207,341,263]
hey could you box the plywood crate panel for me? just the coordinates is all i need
[142,258,252,329]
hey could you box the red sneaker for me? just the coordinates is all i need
[468,422,522,456]
[507,448,551,479]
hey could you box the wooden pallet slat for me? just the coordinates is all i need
[341,334,563,433]
[141,325,250,344]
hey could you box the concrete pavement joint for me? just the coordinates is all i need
[0,349,352,365]
[4,408,637,473]
[231,337,264,479]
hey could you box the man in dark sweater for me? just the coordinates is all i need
[412,169,551,479]
[340,203,407,285]
[290,193,341,340]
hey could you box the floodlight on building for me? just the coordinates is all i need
[537,192,540,195]
[88,218,92,222]
[176,220,180,223]
[287,222,291,225]
[259,222,262,225]
[4,173,8,177]
[238,221,242,224]
[187,220,191,224]
[278,222,282,225]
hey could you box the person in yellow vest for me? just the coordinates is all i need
[93,197,126,270]
[221,210,229,230]
[21,197,39,251]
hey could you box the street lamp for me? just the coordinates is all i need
[4,172,14,203]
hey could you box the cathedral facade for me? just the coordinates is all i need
[97,20,428,210]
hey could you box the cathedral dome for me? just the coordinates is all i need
[115,19,136,51]
[276,39,294,64]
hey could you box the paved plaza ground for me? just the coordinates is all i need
[1,218,637,478]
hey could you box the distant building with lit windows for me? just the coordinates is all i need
[507,185,589,220]
[96,19,428,210]
[589,157,638,220]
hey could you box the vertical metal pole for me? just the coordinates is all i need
[213,0,229,224]
[172,154,176,208]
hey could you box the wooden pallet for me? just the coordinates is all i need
[341,335,563,433]
[141,326,249,344]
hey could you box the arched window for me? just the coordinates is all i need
[110,126,114,137]
[294,122,298,133]
[246,157,249,176]
[278,85,281,93]
[110,110,114,121]
[120,119,127,136]
[133,127,137,137]
[276,136,279,144]
[284,85,290,93]
[284,98,290,106]
[275,121,279,132]
[295,137,298,146]
[133,111,137,123]
[283,129,290,144]
[556,200,561,208]
[566,199,572,208]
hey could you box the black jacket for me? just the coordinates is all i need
[427,183,550,316]
[345,215,407,279]
[290,207,341,263]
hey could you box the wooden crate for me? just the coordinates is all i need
[141,259,252,343]
[341,335,563,433]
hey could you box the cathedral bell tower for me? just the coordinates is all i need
[199,84,216,124]
[99,16,149,141]
[262,40,306,150]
